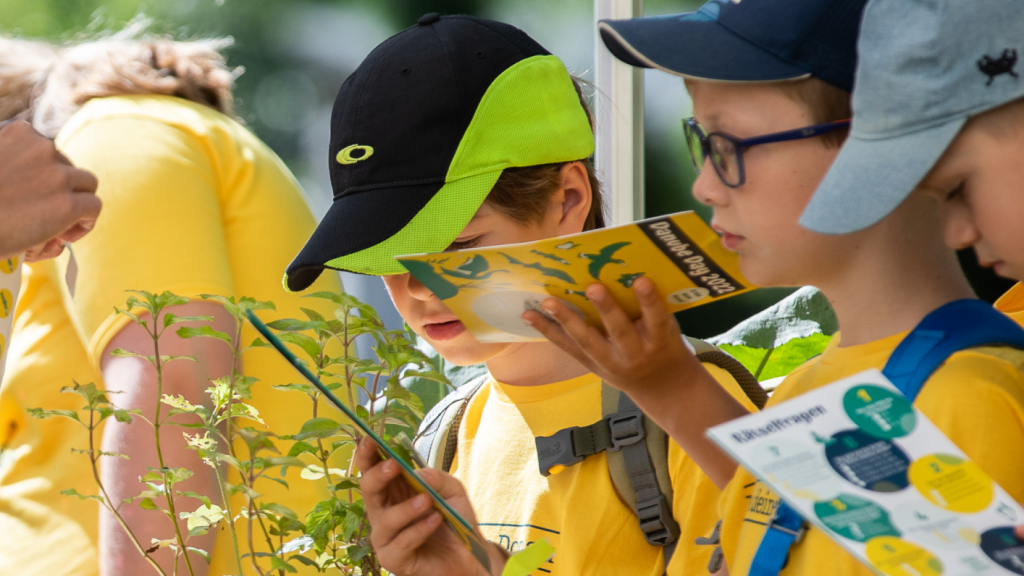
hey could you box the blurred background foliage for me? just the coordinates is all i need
[4,0,1013,339]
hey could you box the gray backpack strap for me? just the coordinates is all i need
[533,337,764,573]
[414,375,488,471]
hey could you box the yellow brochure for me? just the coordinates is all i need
[396,211,754,342]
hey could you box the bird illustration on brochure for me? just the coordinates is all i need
[396,210,754,342]
[707,369,1024,576]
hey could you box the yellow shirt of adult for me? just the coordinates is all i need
[453,364,756,576]
[0,95,344,576]
[716,330,1024,576]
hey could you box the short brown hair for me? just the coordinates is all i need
[774,77,851,148]
[484,77,605,232]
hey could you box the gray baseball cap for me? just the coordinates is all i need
[801,0,1024,235]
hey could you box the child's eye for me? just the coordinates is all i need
[946,184,966,201]
[446,236,482,251]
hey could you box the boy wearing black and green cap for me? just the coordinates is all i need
[289,14,757,576]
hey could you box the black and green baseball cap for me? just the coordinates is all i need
[285,14,595,291]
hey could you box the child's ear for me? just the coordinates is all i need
[556,161,593,236]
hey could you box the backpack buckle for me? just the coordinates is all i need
[536,427,584,476]
[766,506,807,544]
[606,412,645,452]
[636,495,680,546]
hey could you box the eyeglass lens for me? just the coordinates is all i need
[684,120,742,187]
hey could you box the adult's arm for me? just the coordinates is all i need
[0,121,100,261]
[100,301,235,576]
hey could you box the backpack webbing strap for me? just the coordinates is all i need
[414,375,489,471]
[749,299,1024,576]
[617,393,681,549]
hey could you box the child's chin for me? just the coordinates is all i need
[432,341,508,367]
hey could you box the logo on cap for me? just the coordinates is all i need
[978,49,1019,86]
[336,144,375,165]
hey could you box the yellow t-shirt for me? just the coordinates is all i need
[0,95,343,576]
[452,364,755,576]
[717,331,1024,576]
[996,282,1024,325]
[0,255,21,383]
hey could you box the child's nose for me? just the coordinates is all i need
[692,166,729,208]
[406,273,436,301]
[941,205,981,251]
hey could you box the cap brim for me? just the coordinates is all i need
[598,14,809,82]
[285,169,502,291]
[800,118,967,235]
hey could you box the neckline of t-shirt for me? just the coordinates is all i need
[995,282,1024,314]
[489,372,603,405]
[815,329,909,366]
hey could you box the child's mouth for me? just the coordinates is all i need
[424,320,467,341]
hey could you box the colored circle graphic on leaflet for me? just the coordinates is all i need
[0,288,12,319]
[908,454,994,513]
[843,384,916,439]
[0,257,17,274]
[866,536,943,576]
[980,527,1024,574]
[814,493,901,542]
[825,429,910,492]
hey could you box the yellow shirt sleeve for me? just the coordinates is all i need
[56,115,235,364]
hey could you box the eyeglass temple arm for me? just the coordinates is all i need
[737,119,851,148]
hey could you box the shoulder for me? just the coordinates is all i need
[918,346,1024,409]
[56,95,254,151]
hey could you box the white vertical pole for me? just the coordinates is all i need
[594,0,644,226]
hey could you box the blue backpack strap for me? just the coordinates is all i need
[881,299,1024,402]
[748,299,1024,576]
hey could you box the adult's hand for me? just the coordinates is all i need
[0,121,101,262]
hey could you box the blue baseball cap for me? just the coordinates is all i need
[598,0,868,91]
[802,0,1024,234]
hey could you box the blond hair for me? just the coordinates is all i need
[0,20,238,137]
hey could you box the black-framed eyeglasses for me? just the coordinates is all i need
[682,117,851,188]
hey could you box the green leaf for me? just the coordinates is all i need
[305,500,340,554]
[286,441,318,459]
[139,498,160,510]
[270,556,297,573]
[261,503,299,521]
[26,408,81,423]
[279,332,321,361]
[177,490,212,508]
[180,504,224,535]
[247,337,271,349]
[278,534,314,554]
[294,418,341,440]
[230,403,265,425]
[328,478,360,492]
[110,348,151,360]
[113,409,135,423]
[342,509,362,540]
[272,383,317,395]
[163,313,214,328]
[176,325,232,344]
[187,547,211,564]
[61,488,104,502]
[99,450,130,459]
[265,318,329,332]
[347,544,372,563]
[299,465,347,481]
[300,308,327,322]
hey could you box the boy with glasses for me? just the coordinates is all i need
[528,0,1024,575]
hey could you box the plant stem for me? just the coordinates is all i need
[89,405,170,576]
[211,454,245,576]
[152,326,197,576]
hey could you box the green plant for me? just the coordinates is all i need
[31,289,450,575]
